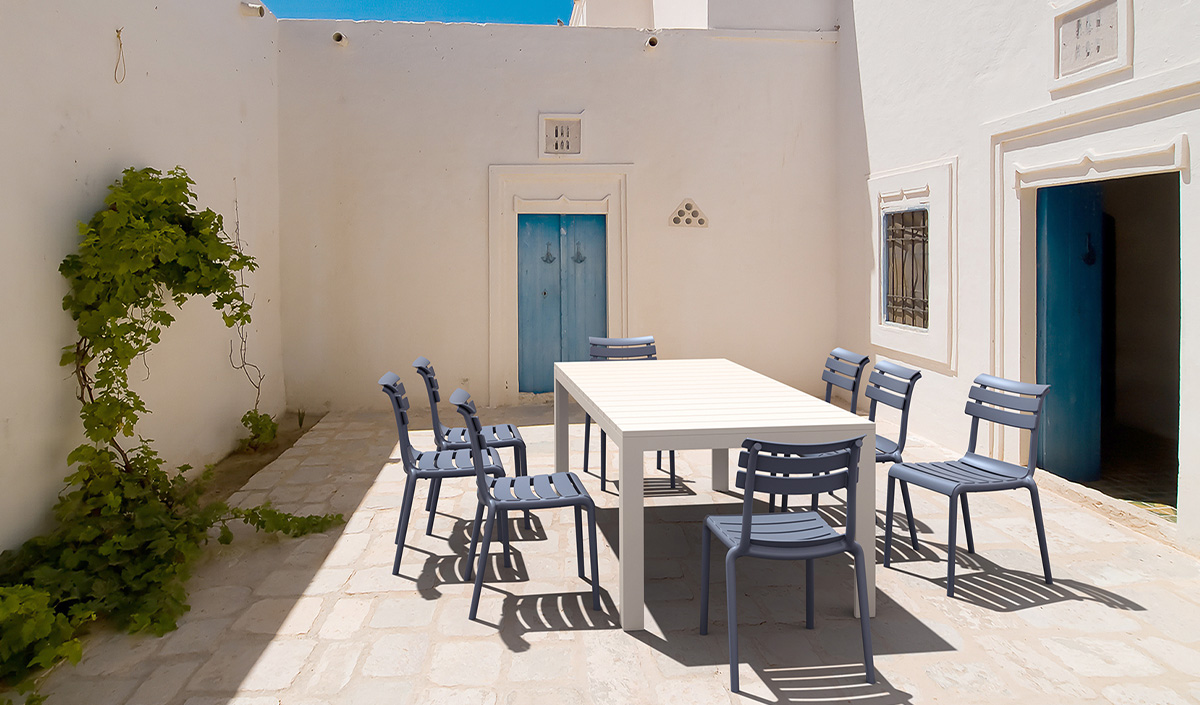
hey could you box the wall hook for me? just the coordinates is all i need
[571,242,586,263]
[541,243,556,264]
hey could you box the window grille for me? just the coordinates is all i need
[884,209,929,329]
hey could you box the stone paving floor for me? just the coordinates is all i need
[33,405,1200,705]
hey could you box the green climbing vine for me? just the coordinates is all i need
[0,167,341,702]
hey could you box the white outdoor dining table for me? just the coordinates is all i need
[553,358,876,631]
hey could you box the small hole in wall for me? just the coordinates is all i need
[697,218,705,225]
[677,209,686,217]
[685,203,693,210]
[332,32,345,43]
[673,216,682,224]
[647,36,658,47]
[685,218,692,224]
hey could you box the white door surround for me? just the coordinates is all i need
[488,164,631,406]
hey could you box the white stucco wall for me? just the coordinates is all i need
[276,21,840,413]
[0,1,284,550]
[840,0,1200,547]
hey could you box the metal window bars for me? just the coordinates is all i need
[885,209,929,329]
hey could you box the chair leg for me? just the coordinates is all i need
[425,477,440,512]
[600,430,608,492]
[883,475,897,568]
[850,542,876,685]
[583,414,592,476]
[726,552,741,693]
[425,478,441,536]
[900,480,919,550]
[392,475,419,575]
[470,507,497,620]
[514,445,532,530]
[500,510,512,568]
[669,451,676,489]
[805,559,815,630]
[1028,483,1054,585]
[464,502,484,581]
[699,526,712,634]
[960,493,976,554]
[587,502,600,610]
[946,493,960,597]
[574,503,585,580]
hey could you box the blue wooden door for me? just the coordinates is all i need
[518,214,606,392]
[1036,183,1104,481]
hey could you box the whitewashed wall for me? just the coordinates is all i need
[0,1,284,550]
[276,21,840,413]
[838,0,1200,547]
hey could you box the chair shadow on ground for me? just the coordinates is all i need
[595,500,939,704]
[584,469,698,499]
[399,509,622,651]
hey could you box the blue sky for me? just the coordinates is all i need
[266,0,574,25]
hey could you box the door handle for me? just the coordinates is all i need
[541,243,556,264]
[1081,231,1096,266]
[571,242,586,263]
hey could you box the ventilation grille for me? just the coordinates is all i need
[669,200,707,227]
[543,118,581,155]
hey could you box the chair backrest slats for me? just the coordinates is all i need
[867,367,911,395]
[449,387,494,498]
[962,373,1050,477]
[865,383,907,411]
[736,436,864,549]
[737,448,853,475]
[412,356,450,445]
[964,399,1039,430]
[590,335,655,346]
[378,372,418,469]
[589,344,656,360]
[968,384,1042,412]
[735,467,850,497]
[821,368,858,392]
[589,335,657,361]
[822,348,870,414]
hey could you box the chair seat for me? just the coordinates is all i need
[414,447,503,477]
[889,452,1028,495]
[875,435,899,461]
[488,472,590,507]
[443,423,524,449]
[705,510,842,550]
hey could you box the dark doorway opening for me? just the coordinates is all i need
[1036,172,1180,519]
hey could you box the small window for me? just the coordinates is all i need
[883,209,929,329]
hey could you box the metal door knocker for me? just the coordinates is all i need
[571,242,587,263]
[542,243,556,264]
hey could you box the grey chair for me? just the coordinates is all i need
[452,388,601,620]
[861,360,922,538]
[413,356,528,531]
[883,374,1052,597]
[775,347,871,511]
[583,336,676,491]
[701,436,874,692]
[378,372,506,576]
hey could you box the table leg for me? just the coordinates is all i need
[854,427,877,618]
[711,448,729,492]
[618,442,645,631]
[554,377,569,475]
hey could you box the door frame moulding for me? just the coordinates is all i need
[985,61,1199,464]
[488,164,631,406]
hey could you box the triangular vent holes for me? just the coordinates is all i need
[669,200,707,227]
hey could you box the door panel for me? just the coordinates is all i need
[517,214,607,393]
[559,214,607,363]
[1036,183,1104,481]
[518,214,561,394]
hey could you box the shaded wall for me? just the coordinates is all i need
[0,1,284,549]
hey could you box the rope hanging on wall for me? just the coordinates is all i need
[114,27,126,84]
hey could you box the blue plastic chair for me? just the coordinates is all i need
[378,373,506,576]
[883,374,1052,597]
[451,388,601,620]
[583,336,676,491]
[774,347,871,512]
[413,356,528,532]
[701,436,874,692]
